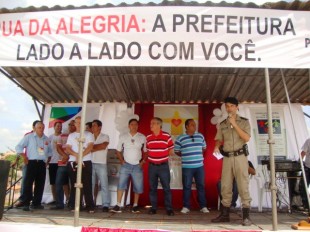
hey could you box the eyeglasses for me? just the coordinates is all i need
[190,136,194,142]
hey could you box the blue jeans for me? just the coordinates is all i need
[118,162,143,193]
[182,166,207,209]
[55,166,69,208]
[217,179,238,207]
[18,164,27,202]
[148,162,172,210]
[92,163,110,207]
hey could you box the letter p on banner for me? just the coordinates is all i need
[306,38,310,48]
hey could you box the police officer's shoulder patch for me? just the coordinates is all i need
[240,116,248,121]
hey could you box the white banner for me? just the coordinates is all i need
[0,6,309,68]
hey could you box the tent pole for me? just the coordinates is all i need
[74,66,91,227]
[32,98,43,121]
[265,68,278,231]
[280,69,310,210]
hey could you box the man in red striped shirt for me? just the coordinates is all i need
[146,117,175,216]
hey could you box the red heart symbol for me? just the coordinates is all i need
[171,119,182,127]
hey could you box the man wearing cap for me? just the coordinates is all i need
[211,97,252,226]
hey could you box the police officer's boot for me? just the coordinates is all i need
[211,206,230,223]
[242,208,252,226]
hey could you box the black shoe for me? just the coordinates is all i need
[47,201,56,205]
[166,209,175,216]
[102,207,109,212]
[50,206,64,210]
[31,205,44,209]
[110,205,122,213]
[23,206,30,211]
[132,206,140,213]
[148,208,157,215]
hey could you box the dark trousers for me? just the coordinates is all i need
[24,160,46,206]
[148,162,173,210]
[18,164,28,202]
[299,166,310,208]
[67,161,94,210]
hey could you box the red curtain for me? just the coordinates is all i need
[134,103,222,209]
[198,104,223,209]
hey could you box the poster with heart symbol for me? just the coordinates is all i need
[154,105,198,189]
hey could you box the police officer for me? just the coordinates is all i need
[211,97,252,226]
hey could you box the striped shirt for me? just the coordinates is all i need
[146,130,174,164]
[174,133,206,168]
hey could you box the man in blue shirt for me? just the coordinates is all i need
[16,121,52,211]
[175,119,209,214]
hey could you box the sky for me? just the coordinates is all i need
[0,0,309,153]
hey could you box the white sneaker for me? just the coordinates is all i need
[180,207,190,214]
[200,207,210,213]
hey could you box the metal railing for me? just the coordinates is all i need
[5,164,22,211]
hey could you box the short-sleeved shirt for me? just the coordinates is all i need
[301,138,310,168]
[66,131,94,162]
[116,132,147,165]
[215,114,251,152]
[92,133,109,164]
[15,132,52,161]
[57,134,69,149]
[57,133,69,166]
[175,132,207,168]
[146,130,174,164]
[23,130,33,157]
[49,134,61,164]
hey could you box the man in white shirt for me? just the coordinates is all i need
[91,119,110,212]
[66,116,95,213]
[111,118,147,213]
[48,121,63,204]
[50,120,75,210]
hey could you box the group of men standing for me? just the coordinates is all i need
[15,96,256,226]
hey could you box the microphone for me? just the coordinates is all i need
[227,113,233,128]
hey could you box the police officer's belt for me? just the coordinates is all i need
[222,148,245,157]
